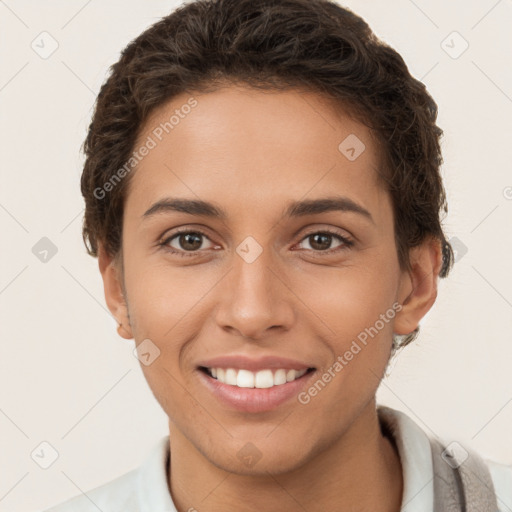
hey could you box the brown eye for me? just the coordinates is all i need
[297,230,354,254]
[174,232,204,251]
[160,229,215,256]
[308,233,336,251]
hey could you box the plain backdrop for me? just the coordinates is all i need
[0,1,511,510]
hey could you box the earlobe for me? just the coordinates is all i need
[117,322,133,339]
[98,244,134,340]
[393,237,443,336]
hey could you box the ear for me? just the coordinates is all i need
[394,236,443,335]
[98,243,134,340]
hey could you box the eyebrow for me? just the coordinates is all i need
[142,196,375,224]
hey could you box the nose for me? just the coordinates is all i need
[214,244,295,341]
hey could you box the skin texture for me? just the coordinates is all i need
[99,86,442,512]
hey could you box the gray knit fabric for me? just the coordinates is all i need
[430,434,498,511]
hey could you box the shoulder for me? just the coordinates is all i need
[486,458,512,512]
[377,404,512,510]
[42,435,174,512]
[42,468,138,512]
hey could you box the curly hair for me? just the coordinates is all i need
[80,0,454,351]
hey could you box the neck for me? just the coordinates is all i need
[167,400,403,512]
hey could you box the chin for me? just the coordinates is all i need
[201,437,313,476]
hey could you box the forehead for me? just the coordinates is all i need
[127,86,388,220]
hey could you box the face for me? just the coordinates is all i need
[101,85,437,475]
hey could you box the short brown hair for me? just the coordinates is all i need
[80,0,454,350]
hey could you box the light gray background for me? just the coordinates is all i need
[1,1,511,510]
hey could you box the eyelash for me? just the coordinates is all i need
[158,227,354,258]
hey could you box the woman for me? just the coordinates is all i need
[44,0,512,510]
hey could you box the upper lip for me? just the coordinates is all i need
[196,355,316,372]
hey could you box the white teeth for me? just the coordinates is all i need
[225,368,237,385]
[237,369,255,388]
[206,367,310,388]
[254,369,273,388]
[273,369,287,385]
[286,369,296,382]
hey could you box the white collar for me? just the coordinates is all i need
[377,405,434,512]
[135,433,175,511]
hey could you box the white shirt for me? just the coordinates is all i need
[43,405,512,512]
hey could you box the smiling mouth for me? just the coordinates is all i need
[198,366,316,389]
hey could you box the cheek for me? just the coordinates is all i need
[138,356,201,432]
[302,255,398,337]
[124,259,218,340]
[299,272,397,419]
[297,255,399,399]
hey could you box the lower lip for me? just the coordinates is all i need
[197,368,316,413]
